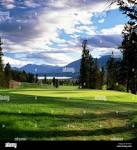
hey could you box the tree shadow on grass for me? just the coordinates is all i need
[0,111,136,122]
[0,122,136,140]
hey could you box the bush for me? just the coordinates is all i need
[102,85,107,90]
[114,84,126,92]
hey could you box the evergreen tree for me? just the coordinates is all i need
[100,67,105,88]
[52,77,56,87]
[11,69,34,83]
[35,74,38,83]
[94,59,102,89]
[109,0,136,20]
[55,79,59,88]
[120,22,137,93]
[114,60,125,86]
[0,38,4,87]
[79,40,92,88]
[117,0,137,20]
[43,74,47,84]
[89,58,97,89]
[79,40,102,89]
[109,0,137,93]
[89,55,95,89]
[27,73,35,83]
[20,71,27,82]
[4,63,12,88]
[106,52,117,90]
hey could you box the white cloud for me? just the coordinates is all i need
[46,53,73,66]
[1,0,15,9]
[5,4,15,9]
[3,56,31,67]
[98,18,105,23]
[101,24,124,35]
[91,47,121,58]
[24,0,40,8]
[76,25,96,36]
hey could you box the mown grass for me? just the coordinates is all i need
[0,86,137,141]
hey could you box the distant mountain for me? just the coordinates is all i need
[65,55,121,72]
[14,55,121,77]
[66,59,81,73]
[19,64,62,74]
[98,55,121,68]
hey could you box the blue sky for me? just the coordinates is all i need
[0,0,128,67]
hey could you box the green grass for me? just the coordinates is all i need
[0,85,137,141]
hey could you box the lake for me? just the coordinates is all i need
[38,76,72,80]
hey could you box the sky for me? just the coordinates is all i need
[0,0,129,67]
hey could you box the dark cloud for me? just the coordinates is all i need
[0,0,107,10]
[4,50,70,65]
[0,8,40,43]
[25,52,66,65]
[82,34,122,49]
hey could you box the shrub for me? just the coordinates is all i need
[114,84,126,92]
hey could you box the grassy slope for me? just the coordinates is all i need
[0,86,137,141]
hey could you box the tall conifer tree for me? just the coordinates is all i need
[106,52,117,90]
[0,38,4,87]
[79,40,92,88]
[4,63,12,88]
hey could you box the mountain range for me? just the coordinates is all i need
[14,55,121,77]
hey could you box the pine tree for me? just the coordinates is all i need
[4,63,12,88]
[79,40,102,89]
[35,74,38,83]
[79,40,92,88]
[117,0,137,20]
[55,79,59,88]
[89,54,95,89]
[110,0,137,94]
[27,73,34,83]
[43,74,47,84]
[52,77,56,87]
[106,52,117,90]
[89,58,97,89]
[94,59,102,89]
[120,22,137,93]
[100,67,105,88]
[109,0,137,20]
[0,37,4,87]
